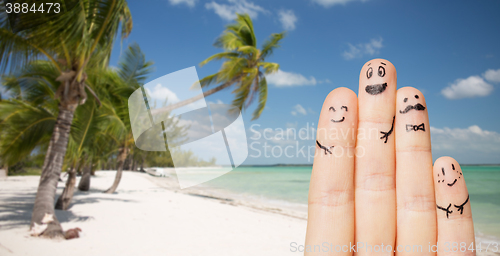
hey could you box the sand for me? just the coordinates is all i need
[0,171,307,256]
[1,171,498,256]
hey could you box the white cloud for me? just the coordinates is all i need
[278,9,297,30]
[291,104,307,116]
[169,0,196,7]
[266,70,317,87]
[205,0,268,21]
[318,79,332,84]
[208,99,224,105]
[312,0,369,8]
[146,83,180,103]
[343,37,383,60]
[441,76,494,99]
[483,69,500,83]
[431,125,500,163]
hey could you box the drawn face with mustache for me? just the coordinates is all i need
[360,59,396,96]
[399,94,426,114]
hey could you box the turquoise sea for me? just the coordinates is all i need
[201,165,500,239]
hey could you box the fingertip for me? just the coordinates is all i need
[324,87,357,104]
[358,58,397,122]
[395,87,430,150]
[359,58,396,80]
[317,87,358,146]
[433,157,469,217]
[397,87,427,105]
[433,156,458,169]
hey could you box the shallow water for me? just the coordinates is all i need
[201,165,500,238]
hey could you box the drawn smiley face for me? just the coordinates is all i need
[400,94,426,114]
[364,62,388,95]
[329,105,348,123]
[437,163,463,187]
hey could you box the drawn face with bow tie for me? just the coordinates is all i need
[398,92,427,134]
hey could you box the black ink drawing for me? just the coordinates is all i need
[406,123,425,132]
[436,163,469,219]
[329,106,348,123]
[364,62,388,95]
[400,94,426,114]
[437,203,453,219]
[436,195,469,219]
[365,83,387,95]
[437,163,463,186]
[316,140,334,155]
[454,195,469,214]
[380,116,395,143]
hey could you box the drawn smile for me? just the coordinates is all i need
[400,103,426,114]
[447,179,457,187]
[331,117,345,123]
[365,83,387,95]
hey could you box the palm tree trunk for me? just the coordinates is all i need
[55,167,76,210]
[131,159,136,172]
[78,165,91,191]
[150,76,241,116]
[30,105,75,238]
[90,162,97,176]
[104,147,128,194]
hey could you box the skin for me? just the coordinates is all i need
[355,59,397,256]
[395,88,435,256]
[305,59,475,256]
[306,87,357,256]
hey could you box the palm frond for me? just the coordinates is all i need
[0,100,55,165]
[199,52,239,67]
[259,62,280,74]
[118,43,154,85]
[252,76,267,120]
[236,46,259,56]
[197,73,219,88]
[260,32,286,60]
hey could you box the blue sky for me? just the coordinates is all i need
[108,0,500,164]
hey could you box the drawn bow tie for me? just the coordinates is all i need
[406,123,425,132]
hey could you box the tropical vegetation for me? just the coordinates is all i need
[0,0,285,240]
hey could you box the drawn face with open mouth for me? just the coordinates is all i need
[364,62,388,95]
[400,94,426,114]
[329,105,348,123]
[437,163,463,187]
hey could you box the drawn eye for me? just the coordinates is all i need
[341,106,348,111]
[378,66,385,77]
[329,106,335,112]
[403,98,408,103]
[366,67,373,79]
[415,95,419,99]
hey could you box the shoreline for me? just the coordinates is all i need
[0,170,498,256]
[142,168,500,248]
[141,169,308,220]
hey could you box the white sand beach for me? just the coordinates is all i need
[0,171,307,256]
[1,171,498,256]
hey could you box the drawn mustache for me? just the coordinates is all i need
[399,103,426,114]
[365,83,387,95]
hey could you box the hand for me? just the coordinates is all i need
[305,59,475,256]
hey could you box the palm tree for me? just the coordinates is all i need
[0,0,132,238]
[99,43,153,194]
[55,95,106,210]
[100,43,189,193]
[153,13,285,120]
